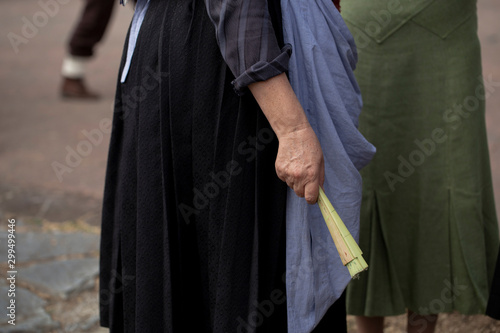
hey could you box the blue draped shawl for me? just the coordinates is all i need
[282,1,375,332]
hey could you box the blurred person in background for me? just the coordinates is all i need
[341,0,499,332]
[60,0,115,99]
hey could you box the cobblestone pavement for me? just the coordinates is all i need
[0,0,499,332]
[0,216,103,332]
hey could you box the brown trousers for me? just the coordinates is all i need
[68,0,116,57]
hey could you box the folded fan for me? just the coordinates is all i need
[317,187,368,278]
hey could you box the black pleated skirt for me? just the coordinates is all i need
[99,0,345,332]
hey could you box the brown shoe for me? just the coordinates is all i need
[61,77,100,99]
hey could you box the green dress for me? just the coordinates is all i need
[342,0,499,316]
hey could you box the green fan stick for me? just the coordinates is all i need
[317,187,368,278]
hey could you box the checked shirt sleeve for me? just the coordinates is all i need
[204,0,292,95]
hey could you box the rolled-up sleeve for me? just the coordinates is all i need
[204,0,292,95]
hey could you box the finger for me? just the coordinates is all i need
[304,180,319,204]
[293,183,305,198]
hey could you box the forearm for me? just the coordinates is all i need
[248,72,310,139]
[249,72,324,204]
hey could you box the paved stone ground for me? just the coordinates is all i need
[0,216,102,332]
[0,0,499,332]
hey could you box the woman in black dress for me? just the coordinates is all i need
[99,0,345,331]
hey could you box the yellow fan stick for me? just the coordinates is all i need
[317,187,368,278]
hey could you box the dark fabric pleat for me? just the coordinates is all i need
[99,23,130,330]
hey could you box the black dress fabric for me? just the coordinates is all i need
[99,0,346,332]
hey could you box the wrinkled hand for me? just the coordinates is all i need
[275,126,325,204]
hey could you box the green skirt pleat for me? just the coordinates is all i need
[342,0,499,316]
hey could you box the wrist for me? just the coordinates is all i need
[271,119,311,141]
